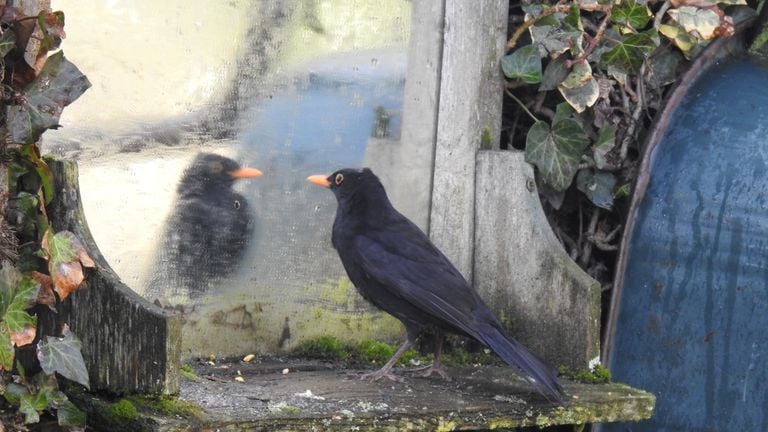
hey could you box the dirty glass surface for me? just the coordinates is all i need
[47,1,417,357]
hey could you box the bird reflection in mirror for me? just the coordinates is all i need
[145,153,262,304]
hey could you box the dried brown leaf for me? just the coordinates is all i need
[30,271,56,308]
[10,326,36,347]
[52,261,84,301]
[77,248,95,268]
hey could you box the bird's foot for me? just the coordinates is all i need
[410,364,452,381]
[359,368,404,383]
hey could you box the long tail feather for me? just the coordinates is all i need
[479,324,566,405]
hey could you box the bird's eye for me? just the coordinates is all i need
[234,200,241,209]
[335,173,344,185]
[209,161,223,173]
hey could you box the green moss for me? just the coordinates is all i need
[314,277,358,310]
[352,339,419,366]
[356,339,394,363]
[109,399,137,422]
[180,364,200,381]
[292,336,424,367]
[441,346,499,367]
[279,405,301,415]
[294,335,347,360]
[129,395,202,418]
[481,125,493,149]
[559,364,612,384]
[301,337,502,368]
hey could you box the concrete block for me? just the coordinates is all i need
[474,150,600,370]
[48,160,181,394]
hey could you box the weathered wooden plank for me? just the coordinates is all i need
[47,160,181,394]
[383,0,446,230]
[430,0,508,280]
[474,151,600,370]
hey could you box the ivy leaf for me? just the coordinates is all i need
[30,271,56,311]
[562,3,584,55]
[600,29,659,73]
[526,103,590,191]
[0,330,14,371]
[4,274,40,333]
[3,382,29,404]
[0,266,39,354]
[56,399,86,427]
[577,169,617,209]
[14,191,40,215]
[501,45,542,84]
[667,6,721,40]
[7,51,91,145]
[530,6,583,58]
[19,392,45,424]
[558,61,599,113]
[0,31,16,57]
[37,11,66,53]
[540,56,569,91]
[659,23,699,58]
[612,0,651,31]
[646,46,684,89]
[594,125,616,169]
[42,230,95,301]
[18,374,60,425]
[36,326,90,389]
[19,144,55,204]
[10,326,37,347]
[33,373,79,427]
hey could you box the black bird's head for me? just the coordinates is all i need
[179,153,262,195]
[306,168,385,203]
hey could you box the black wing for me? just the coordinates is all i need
[351,220,565,403]
[350,221,486,339]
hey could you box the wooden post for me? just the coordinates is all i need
[474,151,600,369]
[47,160,181,394]
[384,0,446,230]
[430,0,508,280]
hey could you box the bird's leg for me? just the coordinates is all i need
[412,330,451,381]
[360,338,415,383]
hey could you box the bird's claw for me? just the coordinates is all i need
[411,364,452,381]
[360,369,404,383]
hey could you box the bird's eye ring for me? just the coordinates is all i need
[234,200,241,209]
[335,173,344,185]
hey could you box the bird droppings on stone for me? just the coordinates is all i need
[295,390,325,400]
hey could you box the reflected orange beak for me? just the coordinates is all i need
[307,174,331,188]
[230,167,263,179]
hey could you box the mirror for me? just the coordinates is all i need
[47,0,424,357]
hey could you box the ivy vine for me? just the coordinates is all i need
[502,0,757,277]
[1,5,92,429]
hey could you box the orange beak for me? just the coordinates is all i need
[230,167,263,179]
[307,174,331,188]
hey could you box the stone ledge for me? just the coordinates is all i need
[75,358,655,431]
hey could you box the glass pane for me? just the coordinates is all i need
[48,1,417,357]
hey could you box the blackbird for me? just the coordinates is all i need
[145,153,262,301]
[308,168,565,403]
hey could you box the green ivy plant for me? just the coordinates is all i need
[503,0,753,203]
[501,0,757,275]
[1,5,92,429]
